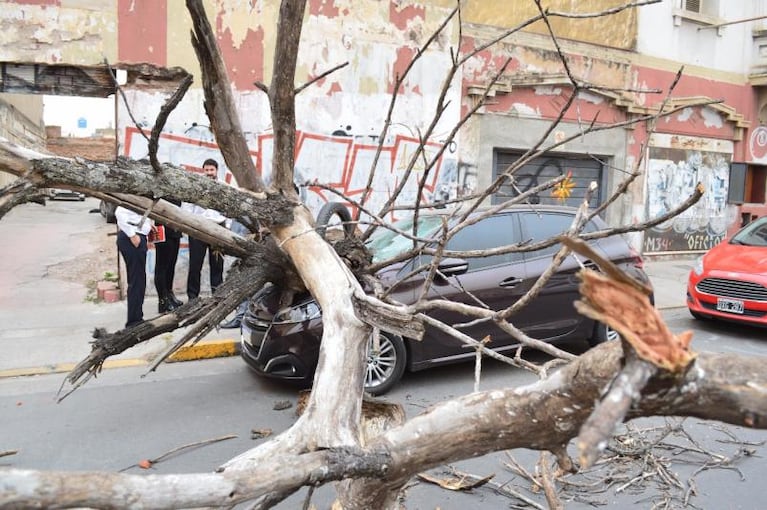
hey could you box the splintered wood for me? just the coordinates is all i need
[559,235,698,468]
[558,235,695,373]
[576,269,695,373]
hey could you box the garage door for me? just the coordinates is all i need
[493,152,606,208]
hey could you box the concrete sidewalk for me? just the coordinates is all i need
[0,294,241,378]
[643,256,695,310]
[0,256,695,379]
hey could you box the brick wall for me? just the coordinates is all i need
[45,127,116,161]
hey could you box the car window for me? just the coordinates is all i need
[367,215,445,263]
[731,217,767,247]
[445,214,523,271]
[520,212,596,258]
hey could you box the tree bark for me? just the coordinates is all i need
[187,0,263,192]
[3,344,767,509]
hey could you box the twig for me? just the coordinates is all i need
[137,198,161,229]
[103,59,151,143]
[473,336,490,393]
[538,452,563,510]
[504,453,543,491]
[149,73,194,172]
[120,434,237,471]
[295,62,349,95]
[357,5,460,221]
[301,486,315,510]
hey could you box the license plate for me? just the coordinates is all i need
[241,323,253,346]
[716,298,744,314]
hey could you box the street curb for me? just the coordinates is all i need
[167,338,240,362]
[0,338,241,379]
[0,359,147,379]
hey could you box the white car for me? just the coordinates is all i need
[48,188,86,201]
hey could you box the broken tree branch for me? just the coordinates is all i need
[7,345,767,509]
[187,0,263,192]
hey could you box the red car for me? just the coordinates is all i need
[687,216,767,327]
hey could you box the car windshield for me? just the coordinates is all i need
[731,217,767,247]
[366,215,445,263]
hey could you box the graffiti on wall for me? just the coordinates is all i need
[644,146,730,253]
[124,127,468,224]
[749,126,767,164]
[123,126,472,295]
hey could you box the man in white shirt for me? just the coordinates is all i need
[182,158,228,300]
[115,206,153,328]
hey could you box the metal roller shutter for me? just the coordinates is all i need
[493,151,606,208]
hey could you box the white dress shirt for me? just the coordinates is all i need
[115,206,153,237]
[181,202,230,227]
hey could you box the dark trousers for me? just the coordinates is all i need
[117,231,147,328]
[154,236,180,298]
[187,237,224,300]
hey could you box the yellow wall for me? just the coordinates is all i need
[431,0,637,50]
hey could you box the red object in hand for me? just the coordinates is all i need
[148,225,166,244]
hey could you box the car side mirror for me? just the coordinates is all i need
[435,257,469,283]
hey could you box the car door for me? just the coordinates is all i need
[518,211,596,340]
[409,213,529,368]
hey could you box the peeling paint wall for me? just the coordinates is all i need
[117,0,166,66]
[2,0,763,255]
[437,0,638,50]
[0,0,118,64]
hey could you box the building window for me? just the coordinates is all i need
[728,163,767,205]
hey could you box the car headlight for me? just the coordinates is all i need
[273,300,322,324]
[692,256,704,276]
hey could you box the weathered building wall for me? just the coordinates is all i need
[644,134,734,254]
[115,0,464,223]
[637,1,763,74]
[452,0,637,50]
[0,93,45,187]
[457,2,760,254]
[0,0,118,65]
[3,0,764,254]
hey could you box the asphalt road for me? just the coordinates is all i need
[1,308,766,509]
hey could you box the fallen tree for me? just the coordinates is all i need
[0,0,764,508]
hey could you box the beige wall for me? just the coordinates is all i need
[0,93,46,187]
[0,0,118,65]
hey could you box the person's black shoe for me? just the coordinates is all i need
[158,297,179,313]
[168,293,183,307]
[219,317,241,329]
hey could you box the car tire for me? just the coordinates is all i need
[365,332,406,396]
[588,322,620,347]
[316,201,354,239]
